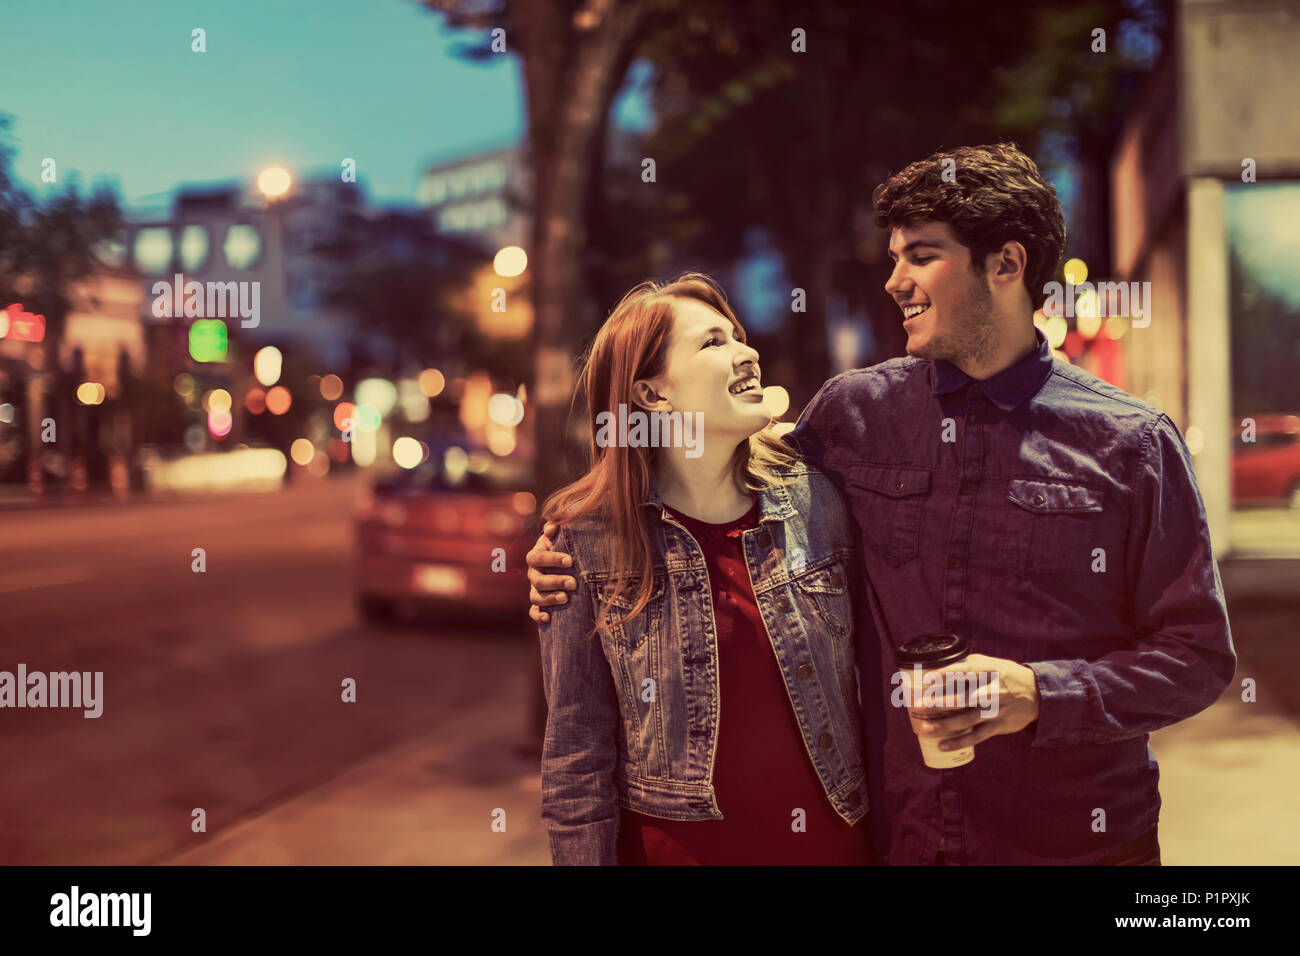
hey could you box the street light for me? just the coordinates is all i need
[255,167,291,350]
[254,346,282,387]
[257,166,292,199]
[493,246,527,277]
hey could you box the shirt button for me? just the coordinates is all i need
[776,594,792,612]
[756,529,772,548]
[797,664,814,680]
[895,481,905,491]
[968,413,978,424]
[1033,493,1045,506]
[949,557,963,570]
[818,733,833,749]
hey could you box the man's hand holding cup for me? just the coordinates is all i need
[895,634,1041,768]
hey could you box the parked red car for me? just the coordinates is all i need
[1232,414,1300,510]
[353,447,536,626]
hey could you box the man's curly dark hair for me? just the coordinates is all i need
[872,143,1066,307]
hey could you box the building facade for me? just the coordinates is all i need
[1110,0,1300,557]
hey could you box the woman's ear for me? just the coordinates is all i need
[631,378,673,414]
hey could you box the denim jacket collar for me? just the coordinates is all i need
[928,326,1053,411]
[641,461,797,526]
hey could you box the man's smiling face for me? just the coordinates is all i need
[884,220,996,366]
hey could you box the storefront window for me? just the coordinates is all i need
[1226,181,1300,552]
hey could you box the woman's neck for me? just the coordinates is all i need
[653,444,754,523]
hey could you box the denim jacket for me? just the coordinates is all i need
[537,460,870,865]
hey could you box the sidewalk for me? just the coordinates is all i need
[0,486,129,510]
[0,469,364,512]
[1151,670,1300,865]
[161,656,551,866]
[157,588,1299,867]
[158,661,1297,867]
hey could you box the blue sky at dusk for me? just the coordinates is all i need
[3,0,649,209]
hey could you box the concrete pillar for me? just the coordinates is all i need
[1185,178,1233,555]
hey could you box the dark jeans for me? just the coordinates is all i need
[1092,826,1161,866]
[932,826,1161,866]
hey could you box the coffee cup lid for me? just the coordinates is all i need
[896,632,969,667]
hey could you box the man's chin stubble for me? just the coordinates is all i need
[910,327,995,367]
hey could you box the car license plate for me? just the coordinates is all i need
[413,564,467,597]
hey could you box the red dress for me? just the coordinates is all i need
[616,499,875,865]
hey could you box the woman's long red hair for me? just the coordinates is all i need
[540,273,800,634]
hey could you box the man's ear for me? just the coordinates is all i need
[991,240,1027,286]
[631,378,673,413]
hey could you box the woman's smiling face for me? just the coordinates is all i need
[636,297,769,444]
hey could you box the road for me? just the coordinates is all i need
[0,475,548,865]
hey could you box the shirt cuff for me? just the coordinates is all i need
[1026,660,1090,748]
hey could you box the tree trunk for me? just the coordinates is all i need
[520,0,648,508]
[513,0,649,749]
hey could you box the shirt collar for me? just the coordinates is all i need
[928,327,1053,411]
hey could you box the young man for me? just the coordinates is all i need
[527,142,1235,865]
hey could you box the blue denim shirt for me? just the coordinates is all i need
[786,328,1236,864]
[537,461,870,865]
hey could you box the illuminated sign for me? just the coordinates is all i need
[188,319,229,362]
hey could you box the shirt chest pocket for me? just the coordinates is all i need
[844,464,930,567]
[1002,478,1107,576]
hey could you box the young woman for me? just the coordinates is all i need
[535,273,875,865]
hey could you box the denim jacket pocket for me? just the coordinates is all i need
[845,464,930,566]
[1005,477,1105,576]
[590,571,665,648]
[791,558,853,668]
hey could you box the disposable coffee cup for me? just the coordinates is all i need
[896,632,976,769]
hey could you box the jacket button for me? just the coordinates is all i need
[846,791,861,807]
[818,733,833,749]
[756,529,772,548]
[776,594,792,612]
[797,664,813,680]
[829,572,843,588]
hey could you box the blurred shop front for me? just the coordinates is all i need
[1110,0,1300,558]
